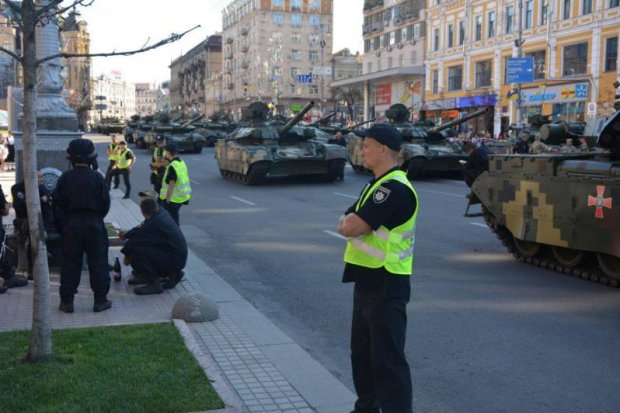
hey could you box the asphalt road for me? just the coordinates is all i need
[95,134,620,413]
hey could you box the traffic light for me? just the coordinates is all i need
[614,80,620,111]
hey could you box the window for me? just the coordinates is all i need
[388,57,393,69]
[291,67,300,78]
[367,62,372,73]
[582,0,592,14]
[475,16,482,41]
[525,0,533,28]
[309,33,320,45]
[389,31,396,45]
[448,66,463,91]
[526,50,546,80]
[488,12,495,38]
[310,0,320,11]
[475,60,492,87]
[272,0,283,8]
[309,15,321,26]
[291,33,301,44]
[373,36,380,50]
[434,28,440,51]
[364,39,371,53]
[401,27,408,41]
[413,24,420,38]
[563,43,588,75]
[291,50,301,60]
[610,0,619,8]
[605,37,618,72]
[506,6,514,33]
[309,85,318,94]
[432,70,439,94]
[309,51,319,61]
[541,0,549,24]
[563,0,571,19]
[272,13,283,25]
[291,0,302,11]
[459,20,465,45]
[291,14,302,26]
[447,24,454,48]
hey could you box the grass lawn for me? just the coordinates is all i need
[0,323,223,413]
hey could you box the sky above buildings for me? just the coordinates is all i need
[79,0,363,85]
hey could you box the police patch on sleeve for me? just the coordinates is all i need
[373,186,391,204]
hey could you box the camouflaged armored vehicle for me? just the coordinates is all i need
[347,104,490,178]
[215,101,347,185]
[471,109,620,286]
[165,115,207,153]
[190,119,235,147]
[124,115,140,143]
[96,118,125,135]
[133,115,155,149]
[143,113,185,150]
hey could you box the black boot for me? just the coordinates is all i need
[134,279,163,295]
[93,300,112,312]
[163,270,184,289]
[59,302,74,313]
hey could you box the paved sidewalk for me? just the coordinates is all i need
[0,169,355,412]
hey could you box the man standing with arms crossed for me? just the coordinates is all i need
[338,124,418,413]
[160,143,191,225]
[107,141,136,199]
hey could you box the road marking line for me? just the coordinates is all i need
[323,230,347,240]
[334,192,358,199]
[230,196,256,206]
[416,188,465,198]
[190,180,199,185]
[192,157,201,161]
[470,222,488,228]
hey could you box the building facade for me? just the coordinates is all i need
[61,10,92,131]
[90,72,135,125]
[424,0,620,136]
[0,13,19,111]
[169,35,222,116]
[331,0,426,122]
[135,82,161,116]
[221,0,334,119]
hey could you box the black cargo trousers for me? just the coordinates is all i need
[59,213,110,305]
[351,285,412,413]
[125,245,182,282]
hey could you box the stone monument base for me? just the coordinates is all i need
[14,130,83,183]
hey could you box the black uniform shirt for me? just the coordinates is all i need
[53,166,110,217]
[0,185,7,227]
[342,167,417,299]
[165,157,180,184]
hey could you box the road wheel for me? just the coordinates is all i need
[597,253,620,280]
[246,162,269,185]
[552,246,585,268]
[513,238,542,258]
[406,157,425,180]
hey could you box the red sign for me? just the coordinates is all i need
[587,185,612,219]
[376,84,392,106]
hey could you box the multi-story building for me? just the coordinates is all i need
[330,48,363,120]
[157,80,171,113]
[331,0,426,122]
[0,13,19,111]
[90,72,135,124]
[135,82,161,116]
[425,0,620,136]
[61,10,91,131]
[221,0,333,119]
[169,35,222,116]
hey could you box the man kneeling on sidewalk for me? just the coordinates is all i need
[121,197,187,295]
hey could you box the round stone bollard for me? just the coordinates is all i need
[172,292,219,323]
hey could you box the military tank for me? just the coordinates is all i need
[215,101,347,185]
[124,115,140,143]
[347,104,490,178]
[471,109,620,286]
[165,114,207,153]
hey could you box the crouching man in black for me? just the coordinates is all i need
[121,197,187,295]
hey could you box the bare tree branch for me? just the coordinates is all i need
[36,24,200,65]
[1,0,24,29]
[0,45,23,62]
[36,0,93,20]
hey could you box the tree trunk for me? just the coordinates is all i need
[22,0,53,363]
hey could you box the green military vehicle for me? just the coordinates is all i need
[165,115,207,153]
[215,101,347,185]
[347,104,489,178]
[190,119,235,147]
[124,115,140,143]
[470,109,620,286]
[96,117,125,135]
[133,115,155,149]
[143,113,184,150]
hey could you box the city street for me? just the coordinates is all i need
[96,136,620,413]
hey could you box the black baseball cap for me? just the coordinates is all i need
[165,143,179,153]
[118,141,127,145]
[354,123,402,151]
[155,135,165,142]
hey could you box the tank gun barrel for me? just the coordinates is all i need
[429,107,491,133]
[341,118,376,134]
[181,114,205,128]
[279,101,315,135]
[309,112,336,127]
[171,114,184,123]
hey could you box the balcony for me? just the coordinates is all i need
[241,60,250,69]
[364,0,384,11]
[240,27,249,36]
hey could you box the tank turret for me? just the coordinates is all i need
[214,100,346,185]
[470,109,620,286]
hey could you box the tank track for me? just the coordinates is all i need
[481,208,619,288]
[219,162,270,185]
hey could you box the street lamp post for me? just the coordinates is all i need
[516,0,524,127]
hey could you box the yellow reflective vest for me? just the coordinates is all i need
[344,170,418,275]
[160,159,191,204]
[108,143,118,161]
[115,148,133,169]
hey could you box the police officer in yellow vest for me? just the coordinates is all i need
[149,135,168,197]
[105,134,120,190]
[159,143,191,225]
[106,141,136,199]
[338,123,418,413]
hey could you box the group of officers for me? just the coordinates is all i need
[52,133,192,313]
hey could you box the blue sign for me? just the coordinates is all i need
[507,57,534,83]
[458,94,497,108]
[575,83,588,98]
[295,74,313,84]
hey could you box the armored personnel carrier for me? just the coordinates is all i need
[215,101,347,185]
[471,110,620,286]
[347,104,490,178]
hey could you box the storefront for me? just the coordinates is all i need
[521,82,589,123]
[423,94,496,133]
[374,79,424,120]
